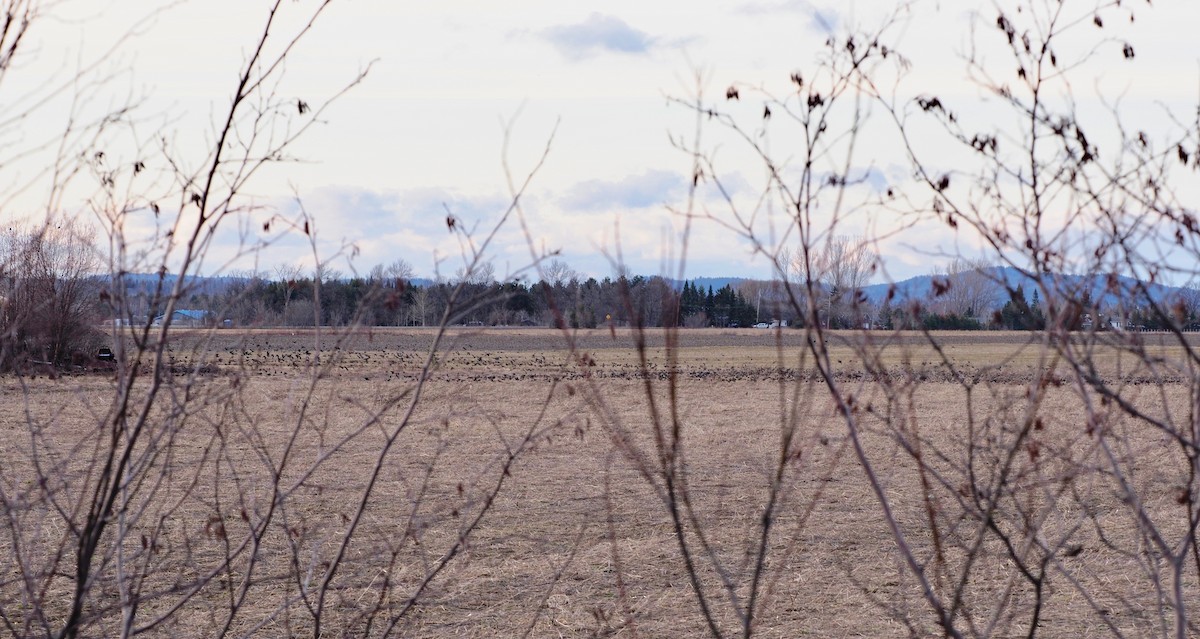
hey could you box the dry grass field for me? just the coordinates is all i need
[3,328,1199,637]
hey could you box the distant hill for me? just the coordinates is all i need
[99,273,252,295]
[671,266,1188,310]
[859,266,1185,308]
[104,272,437,290]
[103,268,1188,310]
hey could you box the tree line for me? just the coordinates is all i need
[8,222,1200,371]
[132,263,766,331]
[9,220,1200,372]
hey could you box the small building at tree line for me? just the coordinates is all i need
[151,309,212,328]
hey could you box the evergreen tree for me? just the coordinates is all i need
[998,284,1044,330]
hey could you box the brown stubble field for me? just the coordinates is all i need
[3,328,1199,637]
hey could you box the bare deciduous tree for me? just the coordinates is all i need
[5,0,1200,637]
[581,1,1200,637]
[0,216,100,370]
[0,3,566,639]
[928,257,1001,321]
[811,235,877,328]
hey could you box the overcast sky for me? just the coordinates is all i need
[8,0,1199,283]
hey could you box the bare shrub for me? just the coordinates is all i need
[3,0,1199,637]
[575,1,1200,637]
[0,3,567,638]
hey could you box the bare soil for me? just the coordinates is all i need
[2,327,1196,637]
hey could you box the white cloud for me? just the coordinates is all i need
[559,170,685,212]
[537,13,656,60]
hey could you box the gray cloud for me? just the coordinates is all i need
[539,13,656,60]
[240,186,525,278]
[700,171,755,201]
[561,170,686,212]
[854,167,889,193]
[393,187,512,231]
[283,186,512,237]
[738,1,840,34]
